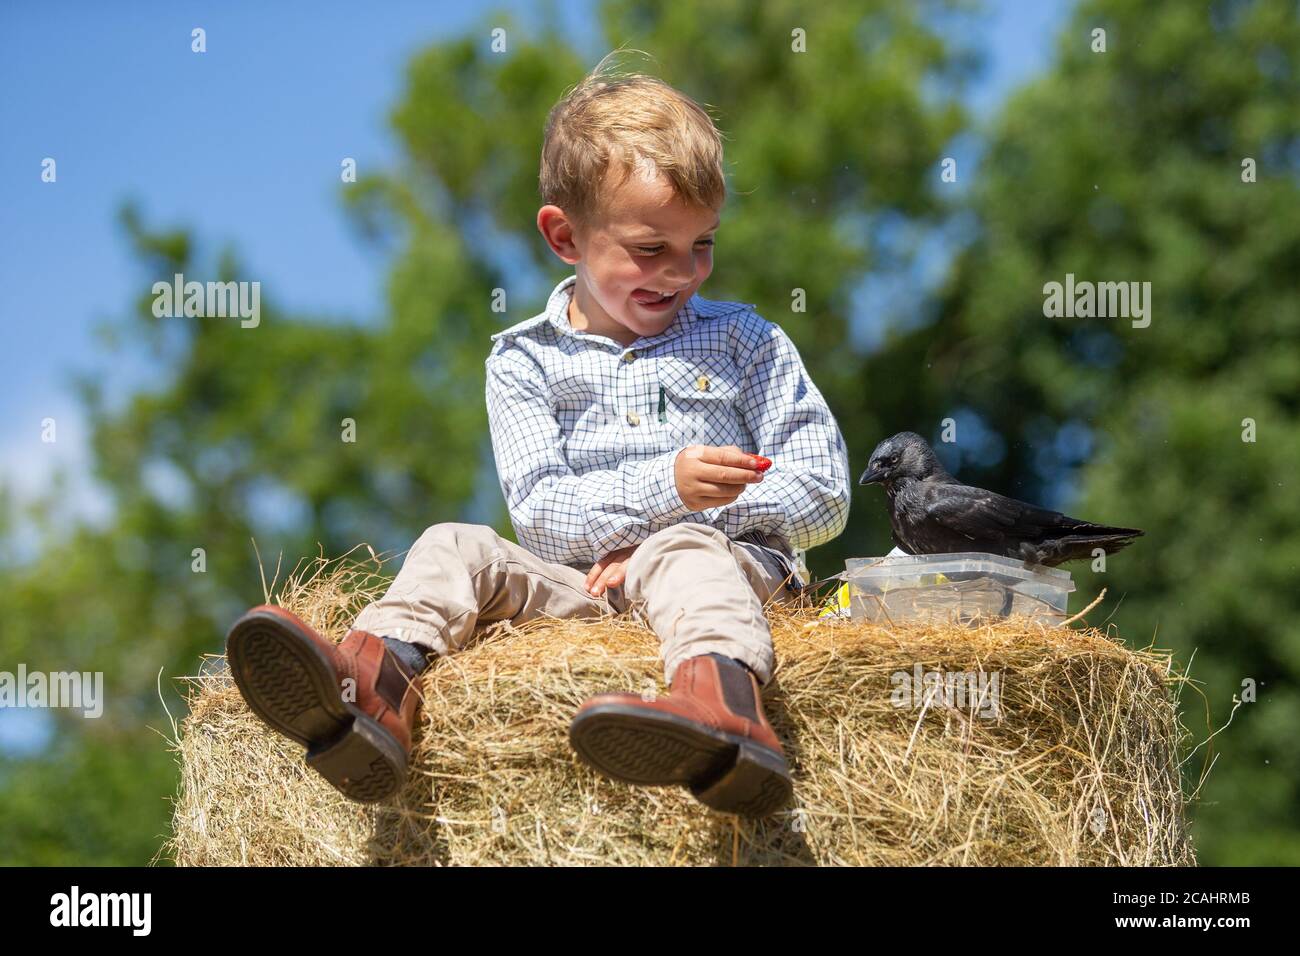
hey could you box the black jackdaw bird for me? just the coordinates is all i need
[859,432,1144,567]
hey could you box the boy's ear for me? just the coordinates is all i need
[537,205,581,264]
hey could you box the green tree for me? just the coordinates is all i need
[927,0,1300,863]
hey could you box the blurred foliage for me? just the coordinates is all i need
[928,0,1300,864]
[0,0,1294,864]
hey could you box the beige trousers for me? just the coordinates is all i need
[351,522,803,685]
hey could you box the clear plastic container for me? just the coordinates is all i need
[843,552,1076,626]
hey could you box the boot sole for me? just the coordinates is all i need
[569,704,793,817]
[225,609,406,803]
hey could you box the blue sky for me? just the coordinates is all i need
[0,0,1074,546]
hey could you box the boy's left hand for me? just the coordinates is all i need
[586,545,638,597]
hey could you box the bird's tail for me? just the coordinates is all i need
[1053,526,1144,564]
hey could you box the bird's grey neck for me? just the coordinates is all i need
[887,471,955,496]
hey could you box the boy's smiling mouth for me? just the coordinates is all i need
[631,287,684,310]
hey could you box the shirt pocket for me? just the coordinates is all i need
[656,353,747,449]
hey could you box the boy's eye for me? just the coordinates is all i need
[634,239,716,255]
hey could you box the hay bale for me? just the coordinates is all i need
[161,552,1196,866]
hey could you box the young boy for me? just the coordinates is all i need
[225,65,850,817]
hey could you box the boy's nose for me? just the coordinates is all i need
[663,252,699,284]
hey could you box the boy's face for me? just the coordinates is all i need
[537,163,719,347]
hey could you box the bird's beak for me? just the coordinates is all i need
[859,466,885,486]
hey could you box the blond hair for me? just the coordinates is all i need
[539,52,726,228]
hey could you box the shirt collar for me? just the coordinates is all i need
[545,274,699,348]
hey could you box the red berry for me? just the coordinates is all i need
[752,455,772,472]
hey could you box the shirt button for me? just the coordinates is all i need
[696,375,710,391]
[623,350,637,363]
[626,410,640,426]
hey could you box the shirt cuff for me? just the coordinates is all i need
[644,448,694,520]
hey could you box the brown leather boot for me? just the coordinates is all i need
[568,653,793,817]
[225,604,426,803]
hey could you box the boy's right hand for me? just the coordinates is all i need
[673,444,766,511]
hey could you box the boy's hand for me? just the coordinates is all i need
[585,445,770,594]
[586,545,638,596]
[673,444,767,512]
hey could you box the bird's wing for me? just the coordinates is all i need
[922,483,1074,542]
